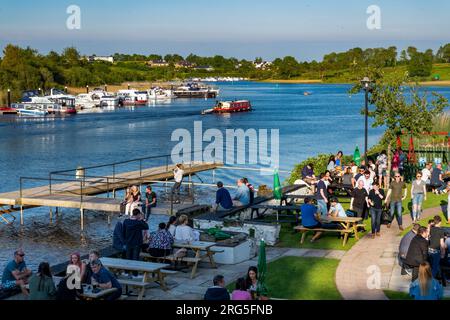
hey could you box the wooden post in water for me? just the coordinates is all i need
[80,207,84,231]
[20,205,24,225]
[49,207,53,223]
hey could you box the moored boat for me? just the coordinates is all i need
[117,89,148,105]
[202,100,252,114]
[173,83,219,98]
[12,103,49,116]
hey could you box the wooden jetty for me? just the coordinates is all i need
[0,161,222,230]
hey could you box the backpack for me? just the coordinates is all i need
[381,206,393,225]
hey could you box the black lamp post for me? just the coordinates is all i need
[7,89,11,108]
[64,86,68,93]
[360,77,372,164]
[127,83,130,90]
[38,87,41,96]
[104,84,107,92]
[86,85,89,94]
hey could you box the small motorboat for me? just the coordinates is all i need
[303,91,312,96]
[202,100,252,115]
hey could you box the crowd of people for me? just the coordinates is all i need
[214,178,255,211]
[398,214,450,300]
[300,150,450,242]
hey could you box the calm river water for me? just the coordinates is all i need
[1,82,449,271]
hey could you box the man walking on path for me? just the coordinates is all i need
[385,173,407,231]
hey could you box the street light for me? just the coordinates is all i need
[360,77,372,164]
[86,85,89,94]
[7,89,11,108]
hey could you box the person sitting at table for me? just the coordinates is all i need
[82,250,100,284]
[301,163,317,192]
[242,177,255,205]
[232,179,250,206]
[166,216,177,237]
[28,262,56,300]
[55,273,84,300]
[301,197,337,243]
[66,252,86,284]
[174,214,199,243]
[409,262,443,300]
[215,181,233,211]
[245,266,258,298]
[204,275,230,300]
[327,155,336,172]
[231,277,252,300]
[1,249,32,296]
[342,167,353,188]
[328,198,346,218]
[90,259,122,301]
[146,222,174,257]
[431,163,446,194]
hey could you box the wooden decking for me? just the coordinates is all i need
[0,161,221,228]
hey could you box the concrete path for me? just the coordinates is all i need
[335,206,443,300]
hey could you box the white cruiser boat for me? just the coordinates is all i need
[12,103,49,116]
[20,90,76,114]
[117,89,148,105]
[147,87,174,101]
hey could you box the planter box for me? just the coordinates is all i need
[211,239,256,264]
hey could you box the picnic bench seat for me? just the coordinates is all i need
[294,225,353,246]
[140,252,202,265]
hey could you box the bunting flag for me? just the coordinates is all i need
[408,135,416,164]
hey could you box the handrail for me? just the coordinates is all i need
[49,149,207,175]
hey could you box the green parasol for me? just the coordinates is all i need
[256,239,268,297]
[353,146,361,166]
[273,169,282,200]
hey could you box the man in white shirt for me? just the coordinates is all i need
[421,162,432,185]
[357,170,373,193]
[172,164,184,203]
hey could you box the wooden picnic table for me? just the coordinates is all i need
[294,216,363,246]
[100,257,171,300]
[321,216,363,243]
[250,204,301,224]
[172,241,218,279]
[80,285,118,300]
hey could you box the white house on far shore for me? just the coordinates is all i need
[85,55,114,63]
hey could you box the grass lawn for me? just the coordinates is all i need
[383,290,412,300]
[226,256,341,300]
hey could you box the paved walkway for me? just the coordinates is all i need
[335,206,443,300]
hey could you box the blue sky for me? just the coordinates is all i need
[0,0,449,60]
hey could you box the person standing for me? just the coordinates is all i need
[385,173,407,231]
[409,262,443,300]
[172,164,184,204]
[428,215,446,278]
[315,173,328,217]
[376,150,388,188]
[431,163,446,194]
[421,162,433,186]
[350,180,369,219]
[144,185,157,221]
[123,209,149,262]
[405,226,429,282]
[368,182,385,238]
[411,172,427,222]
[399,223,420,275]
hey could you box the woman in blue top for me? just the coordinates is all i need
[409,262,443,300]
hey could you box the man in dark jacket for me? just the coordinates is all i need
[398,223,420,274]
[113,219,126,259]
[215,181,233,211]
[405,226,429,282]
[123,209,149,262]
[204,275,230,300]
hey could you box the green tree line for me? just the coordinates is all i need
[1,43,450,103]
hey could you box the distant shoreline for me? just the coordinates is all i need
[259,79,450,87]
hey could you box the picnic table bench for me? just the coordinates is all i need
[80,285,118,300]
[100,257,171,300]
[250,204,301,224]
[140,241,220,279]
[294,216,363,246]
